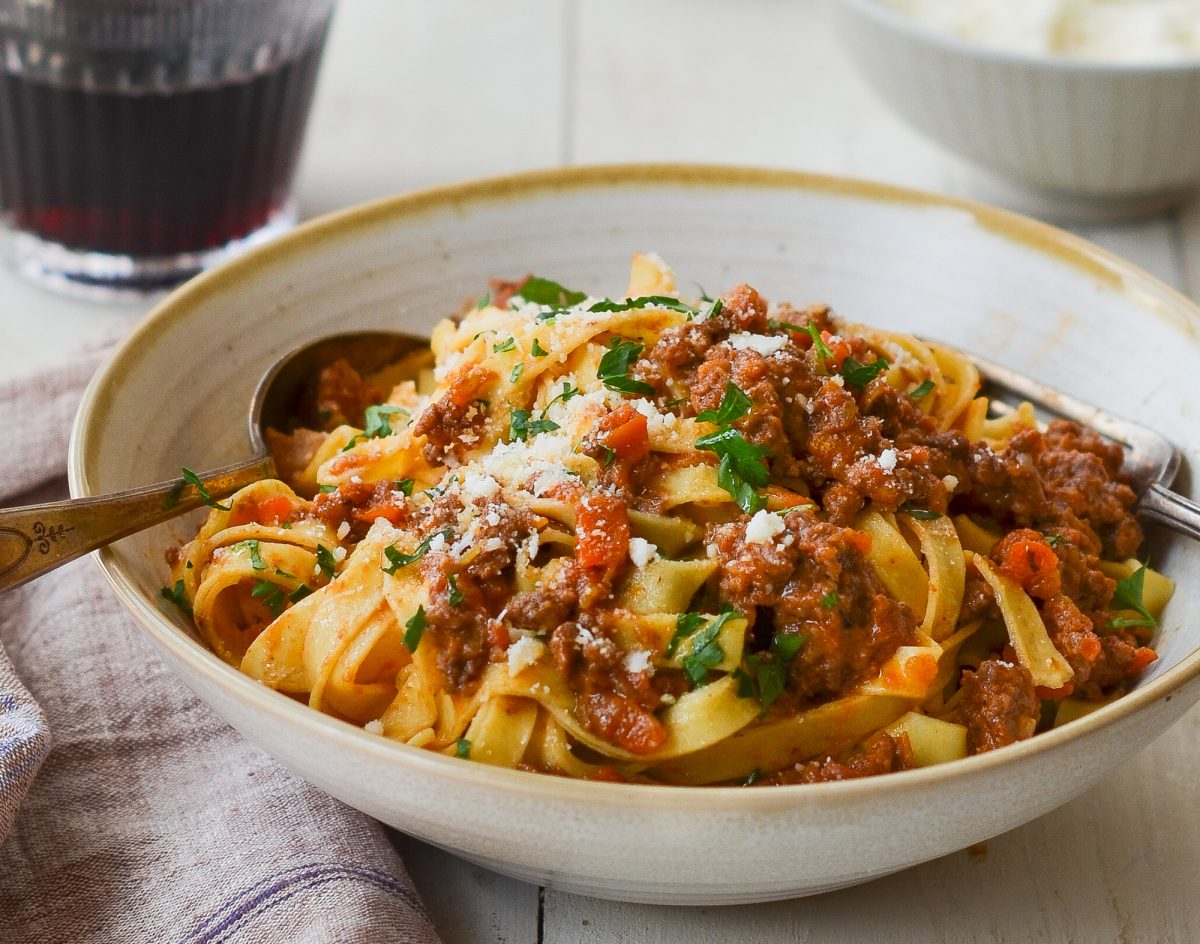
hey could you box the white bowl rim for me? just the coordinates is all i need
[836,0,1200,75]
[69,162,1200,811]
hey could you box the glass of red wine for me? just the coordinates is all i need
[0,0,336,296]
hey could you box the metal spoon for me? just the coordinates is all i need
[0,330,428,593]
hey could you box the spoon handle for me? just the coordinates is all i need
[0,457,273,594]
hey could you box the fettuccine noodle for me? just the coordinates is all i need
[165,254,1172,785]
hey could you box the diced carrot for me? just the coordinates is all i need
[447,364,496,409]
[1035,681,1075,701]
[821,330,852,370]
[1126,646,1158,677]
[354,505,405,527]
[587,766,629,783]
[228,494,294,527]
[600,405,650,464]
[574,493,631,570]
[846,531,872,555]
[998,538,1061,599]
[766,485,811,508]
[487,620,511,653]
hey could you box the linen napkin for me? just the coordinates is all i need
[0,327,442,944]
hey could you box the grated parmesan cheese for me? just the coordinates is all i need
[628,537,658,567]
[726,332,788,356]
[877,448,898,472]
[336,520,351,540]
[507,636,546,676]
[623,649,653,675]
[943,474,960,492]
[364,720,384,735]
[745,509,786,544]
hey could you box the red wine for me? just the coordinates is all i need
[0,35,326,258]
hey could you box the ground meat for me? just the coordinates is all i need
[710,508,917,702]
[265,427,326,488]
[1039,420,1142,559]
[961,421,1141,561]
[409,491,540,691]
[412,364,495,465]
[689,342,812,479]
[314,359,379,428]
[763,731,913,785]
[960,658,1040,753]
[1041,594,1139,699]
[310,480,411,541]
[641,284,773,386]
[575,691,667,755]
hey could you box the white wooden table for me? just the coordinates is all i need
[4,2,1200,941]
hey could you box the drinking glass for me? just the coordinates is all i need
[0,0,336,296]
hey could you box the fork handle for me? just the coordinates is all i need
[1140,483,1200,542]
[0,456,273,594]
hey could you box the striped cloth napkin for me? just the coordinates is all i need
[0,327,441,944]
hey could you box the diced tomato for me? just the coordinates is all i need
[1126,646,1158,677]
[576,692,667,756]
[846,531,872,555]
[487,620,511,653]
[228,494,294,527]
[447,364,496,409]
[574,493,631,570]
[597,404,650,465]
[821,330,852,370]
[587,766,629,783]
[998,538,1061,599]
[1035,681,1075,701]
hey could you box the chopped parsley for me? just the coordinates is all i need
[515,277,587,308]
[738,632,806,713]
[1043,533,1065,547]
[181,466,231,511]
[475,291,491,309]
[394,479,415,496]
[597,444,616,468]
[403,605,427,651]
[741,768,762,786]
[840,356,890,389]
[510,363,524,383]
[696,382,751,427]
[803,323,834,361]
[455,738,471,759]
[767,318,809,333]
[681,619,726,688]
[910,379,936,399]
[1109,563,1157,629]
[493,337,517,354]
[531,338,549,357]
[588,295,698,316]
[696,427,771,514]
[597,337,655,397]
[315,544,337,579]
[705,298,724,320]
[382,531,450,575]
[820,590,840,610]
[666,607,739,660]
[543,382,580,413]
[902,505,943,521]
[447,573,463,607]
[288,584,314,604]
[318,483,337,493]
[237,540,267,571]
[250,580,287,618]
[160,580,192,616]
[361,403,409,439]
[509,409,560,441]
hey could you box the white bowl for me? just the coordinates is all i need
[832,0,1200,216]
[70,165,1200,905]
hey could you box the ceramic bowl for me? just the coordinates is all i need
[832,0,1200,217]
[70,165,1200,905]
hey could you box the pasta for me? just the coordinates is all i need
[165,254,1173,785]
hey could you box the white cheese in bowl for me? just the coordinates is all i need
[881,0,1200,63]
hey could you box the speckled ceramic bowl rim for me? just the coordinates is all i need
[838,0,1200,75]
[69,163,1200,811]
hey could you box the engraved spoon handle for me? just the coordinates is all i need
[0,457,272,594]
